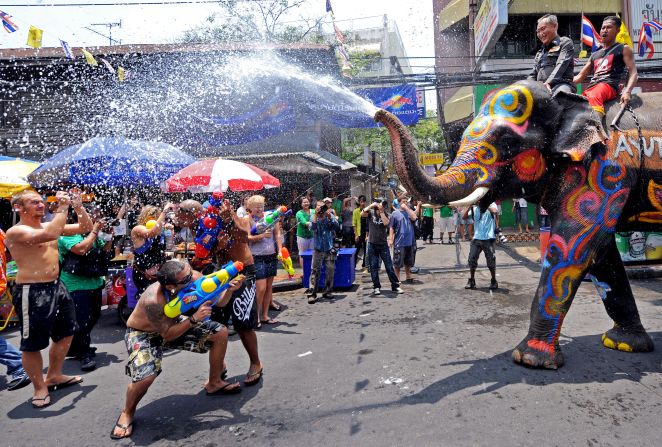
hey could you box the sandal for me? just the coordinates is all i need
[47,376,83,392]
[244,367,263,386]
[110,416,134,440]
[31,394,52,409]
[206,382,242,396]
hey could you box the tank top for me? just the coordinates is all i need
[249,216,276,256]
[589,43,626,91]
[134,235,166,272]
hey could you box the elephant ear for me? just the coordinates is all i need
[549,90,607,161]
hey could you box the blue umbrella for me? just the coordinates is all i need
[28,137,196,188]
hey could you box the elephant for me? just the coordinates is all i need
[376,79,662,369]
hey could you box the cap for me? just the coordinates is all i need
[323,197,332,203]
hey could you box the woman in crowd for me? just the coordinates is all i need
[247,195,282,326]
[353,195,368,270]
[59,207,113,371]
[130,203,174,296]
[340,197,355,248]
[295,197,314,269]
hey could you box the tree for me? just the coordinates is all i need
[341,117,447,164]
[180,0,326,44]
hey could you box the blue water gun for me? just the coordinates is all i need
[195,192,224,259]
[251,206,292,235]
[163,261,244,319]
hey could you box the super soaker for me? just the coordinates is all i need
[278,247,295,279]
[195,192,224,259]
[163,261,244,319]
[251,206,291,235]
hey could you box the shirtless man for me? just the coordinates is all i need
[111,259,242,440]
[6,190,92,408]
[211,199,263,387]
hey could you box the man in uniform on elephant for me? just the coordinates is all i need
[573,16,638,117]
[528,14,576,94]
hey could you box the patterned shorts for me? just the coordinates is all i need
[124,319,224,382]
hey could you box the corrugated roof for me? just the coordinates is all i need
[0,42,333,61]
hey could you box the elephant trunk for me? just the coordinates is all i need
[375,109,482,205]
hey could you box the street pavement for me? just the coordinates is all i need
[2,240,662,446]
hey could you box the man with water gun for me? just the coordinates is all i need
[111,259,244,440]
[208,198,264,389]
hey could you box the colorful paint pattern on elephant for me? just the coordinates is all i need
[450,85,535,187]
[628,179,662,223]
[533,153,630,352]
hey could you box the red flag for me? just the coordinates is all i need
[334,23,345,44]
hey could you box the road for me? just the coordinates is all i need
[2,241,661,446]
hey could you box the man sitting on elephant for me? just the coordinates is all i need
[573,16,638,118]
[528,14,576,94]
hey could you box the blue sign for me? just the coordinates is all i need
[185,89,296,147]
[302,84,420,128]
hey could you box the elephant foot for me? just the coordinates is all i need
[512,338,564,370]
[602,325,654,353]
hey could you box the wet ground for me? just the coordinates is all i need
[2,240,661,446]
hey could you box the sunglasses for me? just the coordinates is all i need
[172,270,193,286]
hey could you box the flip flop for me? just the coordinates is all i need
[110,416,134,440]
[244,368,263,387]
[31,394,52,409]
[261,319,279,325]
[47,376,83,392]
[206,383,242,396]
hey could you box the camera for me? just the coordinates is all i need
[318,204,328,214]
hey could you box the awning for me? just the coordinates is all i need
[225,150,356,174]
[438,0,469,31]
[443,86,473,123]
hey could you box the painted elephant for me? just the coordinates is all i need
[376,79,662,369]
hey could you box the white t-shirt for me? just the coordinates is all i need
[113,218,127,236]
[518,198,527,208]
[236,206,248,218]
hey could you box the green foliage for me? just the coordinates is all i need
[341,117,447,164]
[179,0,325,44]
[346,50,381,77]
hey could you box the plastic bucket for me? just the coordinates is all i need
[539,227,551,260]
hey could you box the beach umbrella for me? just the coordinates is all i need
[0,155,40,197]
[164,158,280,193]
[28,137,196,188]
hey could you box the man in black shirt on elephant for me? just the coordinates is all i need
[528,14,576,94]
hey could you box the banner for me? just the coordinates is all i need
[304,84,419,128]
[185,89,296,147]
[615,232,662,263]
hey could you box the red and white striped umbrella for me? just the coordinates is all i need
[164,158,280,193]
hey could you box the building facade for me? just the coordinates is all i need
[433,0,662,156]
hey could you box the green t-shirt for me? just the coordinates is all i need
[440,206,453,218]
[58,235,106,292]
[423,207,434,218]
[332,199,342,217]
[295,209,313,239]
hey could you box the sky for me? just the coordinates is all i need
[0,0,435,73]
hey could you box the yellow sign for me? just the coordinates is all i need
[419,153,445,166]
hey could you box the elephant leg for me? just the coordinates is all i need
[512,156,632,369]
[589,238,654,353]
[511,254,593,370]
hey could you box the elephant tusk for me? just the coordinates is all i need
[448,187,489,207]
